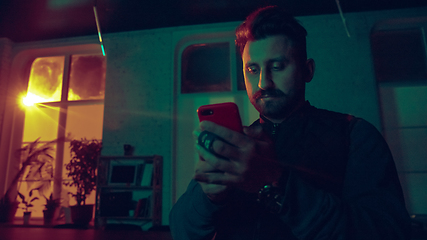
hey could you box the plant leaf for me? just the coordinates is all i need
[17,192,25,201]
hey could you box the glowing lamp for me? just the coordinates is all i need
[22,96,34,106]
[21,92,48,107]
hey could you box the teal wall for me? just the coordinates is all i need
[303,12,381,127]
[1,5,427,227]
[0,7,423,225]
[101,30,174,224]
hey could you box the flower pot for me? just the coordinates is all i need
[70,205,94,226]
[0,202,18,223]
[23,211,31,225]
[43,208,57,225]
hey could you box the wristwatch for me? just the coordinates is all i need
[257,184,286,214]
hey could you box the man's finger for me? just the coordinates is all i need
[194,172,238,185]
[196,144,237,173]
[200,121,249,148]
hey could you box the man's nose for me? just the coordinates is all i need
[258,69,273,90]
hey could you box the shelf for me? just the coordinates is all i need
[95,155,162,229]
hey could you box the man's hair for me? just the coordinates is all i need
[235,6,308,59]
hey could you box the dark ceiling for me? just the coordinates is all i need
[0,0,426,43]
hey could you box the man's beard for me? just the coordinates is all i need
[251,89,302,120]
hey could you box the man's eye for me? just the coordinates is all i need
[271,62,284,71]
[247,66,258,74]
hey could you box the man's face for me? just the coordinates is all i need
[242,35,312,122]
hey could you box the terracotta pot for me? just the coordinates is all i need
[70,205,94,226]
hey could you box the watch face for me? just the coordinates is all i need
[257,184,285,214]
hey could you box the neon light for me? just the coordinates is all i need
[101,44,105,56]
[335,0,351,38]
[93,6,105,56]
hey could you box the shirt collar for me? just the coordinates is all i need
[259,101,311,125]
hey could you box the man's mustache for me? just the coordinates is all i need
[253,89,286,99]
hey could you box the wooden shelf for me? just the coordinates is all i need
[95,155,162,229]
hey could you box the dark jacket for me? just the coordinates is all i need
[170,102,411,240]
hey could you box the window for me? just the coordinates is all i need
[17,54,106,218]
[371,29,427,83]
[173,32,259,204]
[372,21,427,214]
[180,41,245,94]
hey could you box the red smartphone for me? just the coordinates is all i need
[197,102,243,133]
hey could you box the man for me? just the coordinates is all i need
[169,6,410,240]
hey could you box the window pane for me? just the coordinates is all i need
[62,140,97,206]
[68,54,106,100]
[62,141,72,180]
[27,56,64,103]
[62,104,103,183]
[16,181,53,218]
[236,47,245,91]
[65,104,104,140]
[371,29,427,83]
[181,42,230,93]
[61,182,96,206]
[22,106,59,142]
[17,140,56,218]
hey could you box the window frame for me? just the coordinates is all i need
[174,30,245,96]
[0,41,104,216]
[171,27,254,204]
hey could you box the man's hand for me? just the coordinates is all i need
[193,121,283,194]
[194,158,232,203]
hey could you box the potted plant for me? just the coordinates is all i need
[0,138,56,223]
[63,138,102,225]
[17,190,39,225]
[0,197,19,223]
[42,193,60,225]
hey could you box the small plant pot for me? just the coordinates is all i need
[70,205,94,226]
[43,208,57,225]
[23,211,31,225]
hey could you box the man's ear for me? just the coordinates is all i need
[304,58,315,83]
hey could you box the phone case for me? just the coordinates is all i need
[197,102,243,133]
